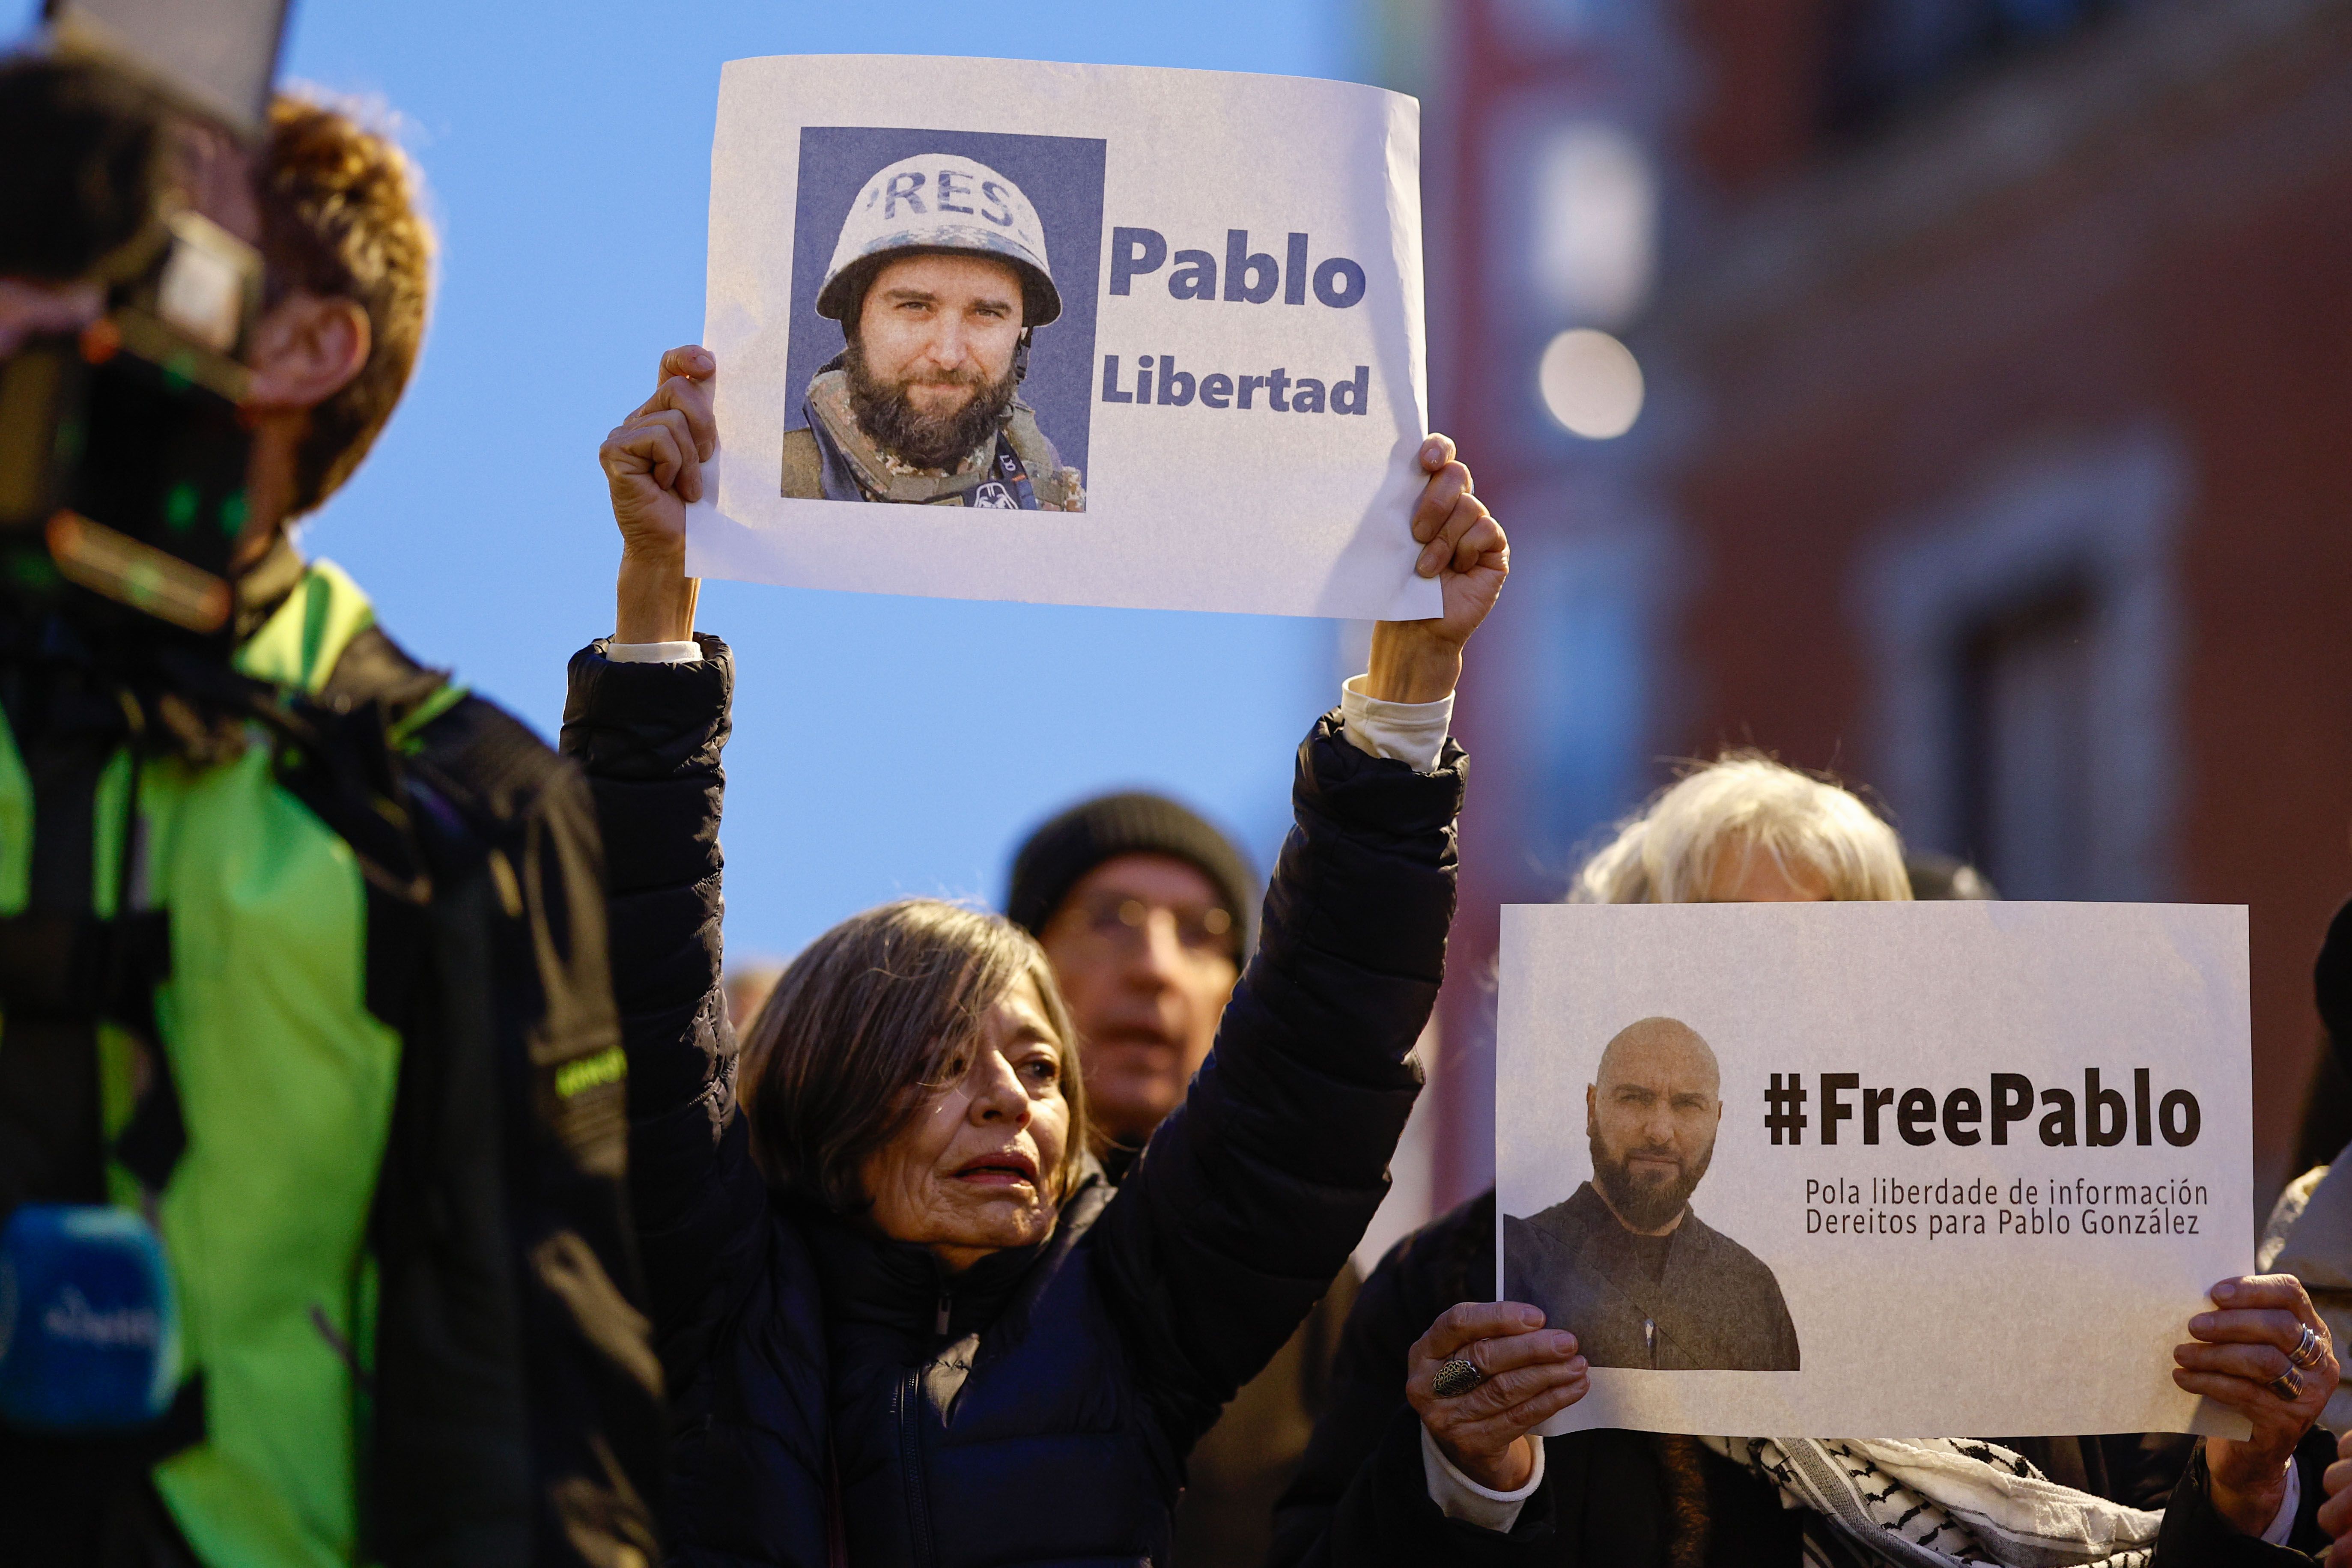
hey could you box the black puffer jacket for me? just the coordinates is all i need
[561,639,831,1568]
[561,638,1465,1568]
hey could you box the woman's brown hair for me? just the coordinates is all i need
[738,899,1088,1217]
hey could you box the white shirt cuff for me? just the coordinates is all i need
[1340,674,1454,773]
[1420,1423,1543,1532]
[606,639,702,664]
[2261,1457,2301,1546]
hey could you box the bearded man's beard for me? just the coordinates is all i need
[844,338,1017,472]
[1589,1128,1714,1233]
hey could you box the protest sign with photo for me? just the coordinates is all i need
[1495,900,2253,1439]
[690,54,1440,620]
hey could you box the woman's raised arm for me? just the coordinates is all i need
[560,345,761,1342]
[1091,438,1507,1453]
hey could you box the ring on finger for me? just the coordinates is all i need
[1432,1356,1487,1398]
[2272,1366,2307,1401]
[2292,1323,2328,1371]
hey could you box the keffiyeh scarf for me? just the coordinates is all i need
[1700,1436,2162,1568]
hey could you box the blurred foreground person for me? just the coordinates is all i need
[0,61,660,1568]
[2325,1430,2352,1566]
[1273,754,2335,1565]
[566,343,1505,1565]
[2259,895,2352,1432]
[1007,794,1358,1564]
[2266,896,2352,1568]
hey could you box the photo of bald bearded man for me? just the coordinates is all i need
[1504,1017,1801,1371]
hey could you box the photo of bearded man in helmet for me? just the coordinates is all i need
[783,150,1087,510]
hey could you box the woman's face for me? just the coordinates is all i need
[860,971,1072,1273]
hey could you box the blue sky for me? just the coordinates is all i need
[12,0,1367,961]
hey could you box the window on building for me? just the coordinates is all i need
[1821,0,2130,136]
[1956,583,2098,898]
[1855,429,2184,906]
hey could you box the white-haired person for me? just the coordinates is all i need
[1270,751,2337,1567]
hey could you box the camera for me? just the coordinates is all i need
[0,0,290,1435]
[0,0,290,651]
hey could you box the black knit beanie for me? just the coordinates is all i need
[1005,792,1258,951]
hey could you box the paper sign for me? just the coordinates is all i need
[689,55,1440,620]
[1495,901,2252,1439]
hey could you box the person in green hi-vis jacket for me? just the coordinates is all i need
[0,60,664,1568]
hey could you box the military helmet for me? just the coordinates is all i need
[817,153,1061,329]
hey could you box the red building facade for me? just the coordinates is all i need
[1395,0,2352,1212]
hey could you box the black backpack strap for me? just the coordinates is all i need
[316,625,456,731]
[304,627,663,1568]
[0,909,170,1031]
[0,906,181,1197]
[0,734,143,1218]
[0,713,208,1553]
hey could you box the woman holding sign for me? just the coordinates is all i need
[1273,756,2340,1567]
[565,345,1505,1567]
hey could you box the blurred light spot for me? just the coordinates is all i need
[1539,328,1643,439]
[1531,122,1655,328]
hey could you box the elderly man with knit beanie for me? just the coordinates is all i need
[1007,793,1364,1567]
[1008,793,1257,1168]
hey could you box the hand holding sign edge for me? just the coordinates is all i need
[602,343,715,644]
[1368,433,1507,704]
[2176,1273,2338,1538]
[1407,1300,1586,1494]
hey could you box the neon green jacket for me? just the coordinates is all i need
[0,550,663,1568]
